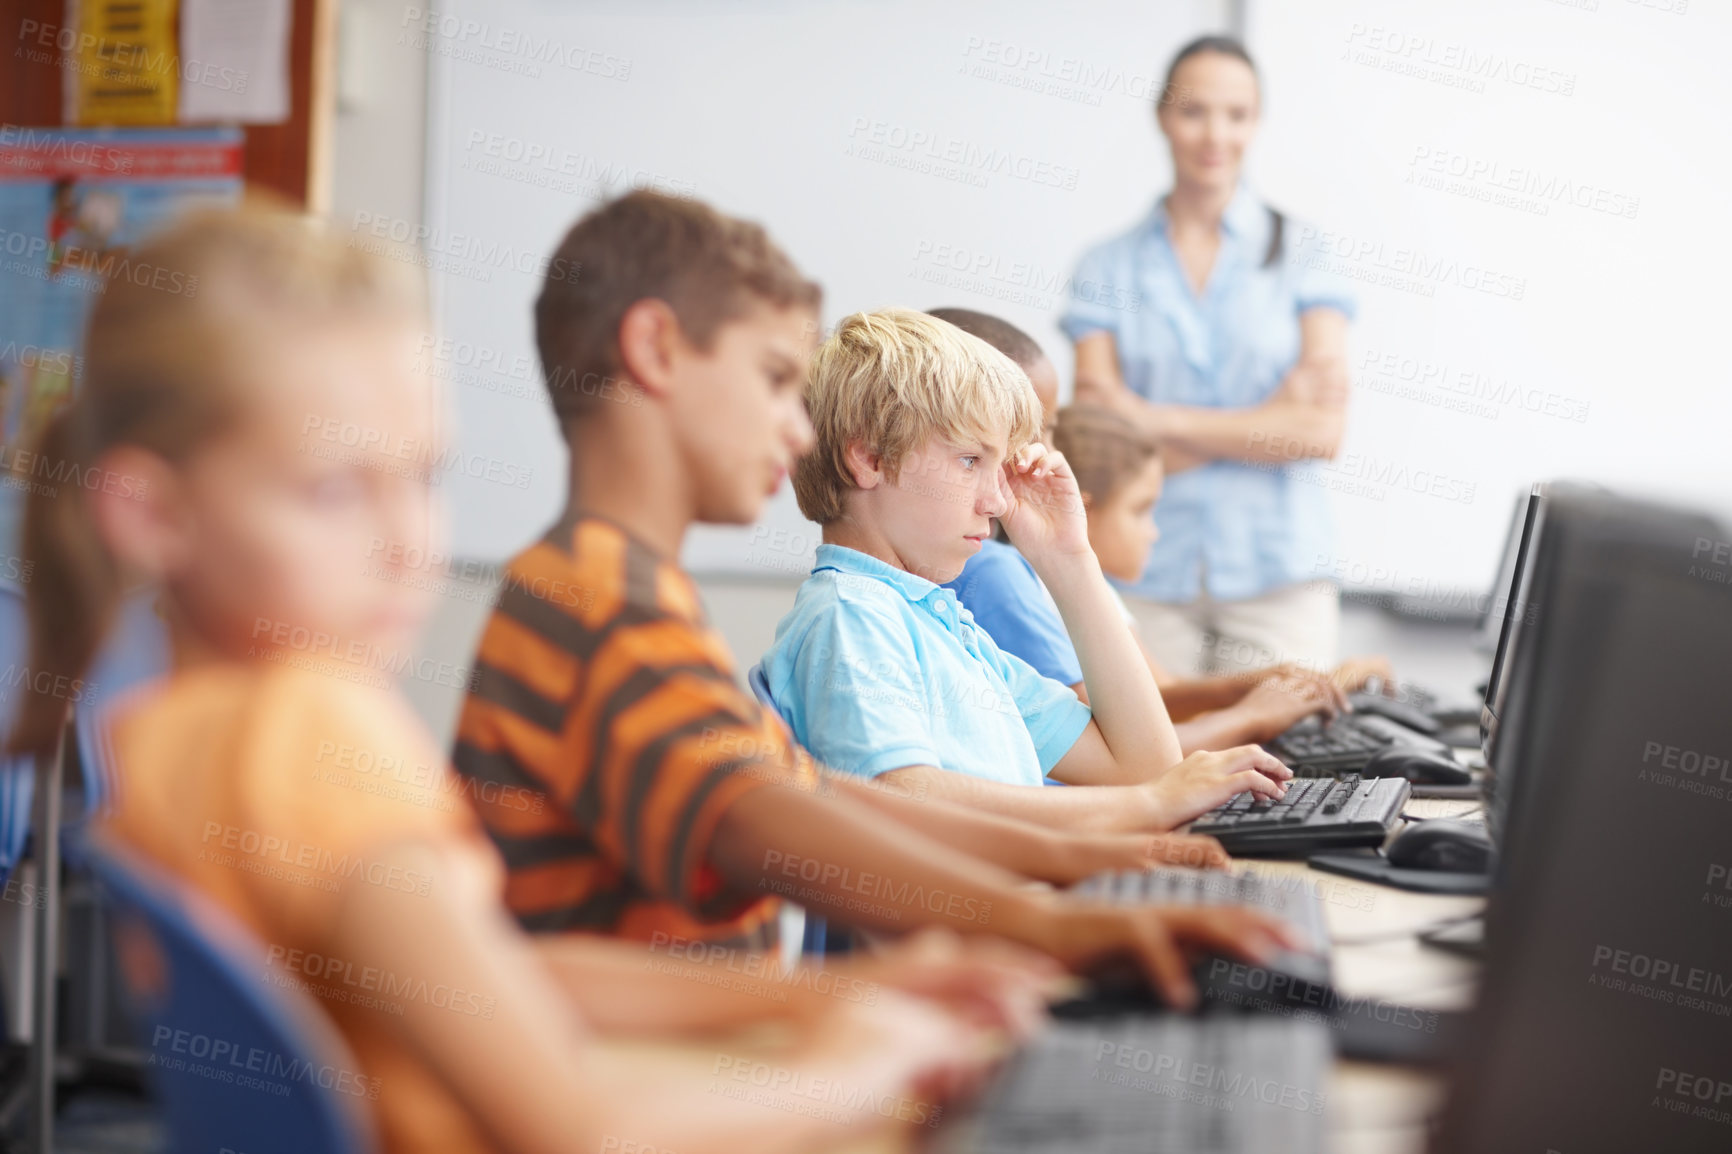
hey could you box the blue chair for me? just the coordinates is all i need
[0,585,39,884]
[745,662,776,713]
[58,592,171,1075]
[1,580,58,1154]
[73,591,171,827]
[0,581,174,1154]
[83,837,377,1154]
[0,587,170,885]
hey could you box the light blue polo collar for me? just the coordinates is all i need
[813,543,969,620]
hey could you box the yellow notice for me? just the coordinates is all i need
[69,0,182,126]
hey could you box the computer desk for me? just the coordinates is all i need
[1240,794,1486,1154]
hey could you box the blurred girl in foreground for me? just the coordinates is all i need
[5,205,1050,1154]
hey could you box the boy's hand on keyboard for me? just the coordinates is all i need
[807,988,1001,1118]
[1034,902,1305,1010]
[997,442,1091,562]
[847,929,1060,1044]
[1140,746,1292,829]
[1229,674,1344,742]
[1329,655,1396,694]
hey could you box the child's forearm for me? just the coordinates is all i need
[709,782,1103,941]
[1074,675,1252,721]
[534,937,818,1035]
[826,772,1095,882]
[576,1031,917,1154]
[1033,552,1184,775]
[875,765,1173,833]
[1173,707,1274,756]
[1157,676,1254,720]
[338,848,920,1154]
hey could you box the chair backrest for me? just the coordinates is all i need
[746,662,779,716]
[75,591,171,820]
[0,585,170,868]
[84,837,377,1154]
[0,586,38,882]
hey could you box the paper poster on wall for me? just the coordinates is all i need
[66,0,183,126]
[178,0,293,124]
[0,127,244,580]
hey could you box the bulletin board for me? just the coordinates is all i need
[0,0,334,583]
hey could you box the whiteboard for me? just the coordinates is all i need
[1242,0,1732,597]
[420,0,1731,598]
[421,0,1228,572]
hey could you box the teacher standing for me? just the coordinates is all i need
[1063,35,1357,678]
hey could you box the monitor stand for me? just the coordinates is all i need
[1419,915,1485,958]
[1308,849,1491,895]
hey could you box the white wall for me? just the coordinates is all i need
[414,0,1231,572]
[330,0,428,233]
[1244,0,1732,597]
[390,0,1729,607]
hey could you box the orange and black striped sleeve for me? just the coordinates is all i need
[454,520,817,933]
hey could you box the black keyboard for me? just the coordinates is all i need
[1187,775,1410,856]
[951,1016,1330,1154]
[1075,868,1328,950]
[1348,691,1443,735]
[1396,683,1437,711]
[1057,868,1456,1067]
[1266,714,1393,775]
[1266,702,1454,777]
[1070,868,1333,1013]
[1362,676,1440,715]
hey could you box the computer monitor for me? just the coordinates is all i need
[1473,489,1535,652]
[1435,485,1732,1153]
[1479,485,1544,761]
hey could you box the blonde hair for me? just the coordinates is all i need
[7,201,424,757]
[1051,404,1161,508]
[793,308,1041,524]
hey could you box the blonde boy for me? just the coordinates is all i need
[762,309,1290,830]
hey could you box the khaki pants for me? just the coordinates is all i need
[1127,580,1341,678]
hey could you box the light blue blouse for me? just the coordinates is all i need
[1061,185,1357,603]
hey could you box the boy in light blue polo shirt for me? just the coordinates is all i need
[770,543,1087,788]
[761,309,1290,832]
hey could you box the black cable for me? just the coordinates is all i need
[1398,806,1484,824]
[1330,910,1485,947]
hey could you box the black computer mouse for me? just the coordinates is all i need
[1385,819,1495,873]
[1362,746,1474,786]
